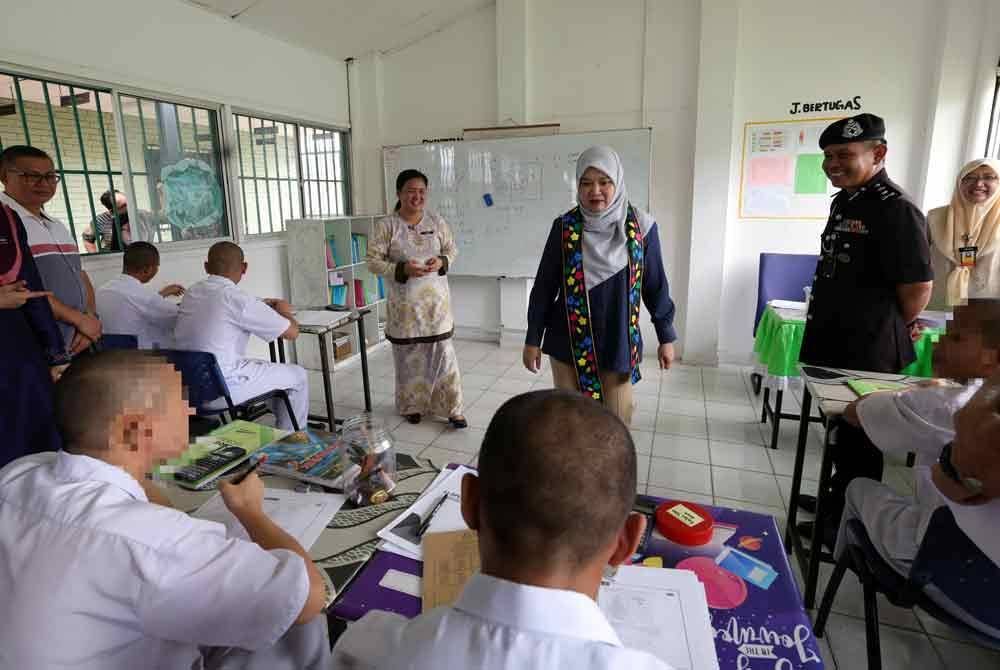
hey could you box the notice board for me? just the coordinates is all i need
[738,118,843,219]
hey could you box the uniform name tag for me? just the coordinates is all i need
[959,246,977,268]
[833,219,868,234]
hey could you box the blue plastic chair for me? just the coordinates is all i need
[753,252,819,335]
[157,349,300,431]
[98,333,139,350]
[815,506,1000,669]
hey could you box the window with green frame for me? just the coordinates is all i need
[119,94,230,244]
[0,72,125,253]
[234,113,350,235]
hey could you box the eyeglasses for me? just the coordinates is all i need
[8,169,61,186]
[961,174,999,185]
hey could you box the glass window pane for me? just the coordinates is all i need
[0,72,129,254]
[119,94,230,243]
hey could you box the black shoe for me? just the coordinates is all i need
[797,494,818,514]
[405,413,422,424]
[448,416,468,429]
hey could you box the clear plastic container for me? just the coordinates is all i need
[339,413,398,506]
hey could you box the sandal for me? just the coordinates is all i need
[405,413,422,424]
[448,416,468,429]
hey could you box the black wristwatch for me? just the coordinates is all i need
[938,443,984,496]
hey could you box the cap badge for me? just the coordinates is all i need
[842,119,863,138]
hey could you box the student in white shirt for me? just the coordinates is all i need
[834,299,1000,637]
[0,350,330,669]
[332,389,675,670]
[174,241,308,430]
[95,241,185,349]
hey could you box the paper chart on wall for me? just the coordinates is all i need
[739,118,842,219]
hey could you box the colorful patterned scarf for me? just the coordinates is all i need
[561,204,644,402]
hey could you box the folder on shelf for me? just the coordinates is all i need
[327,238,342,268]
[377,276,385,300]
[354,279,366,307]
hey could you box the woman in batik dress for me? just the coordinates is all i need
[523,146,678,426]
[367,169,467,428]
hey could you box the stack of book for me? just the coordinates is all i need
[350,233,368,264]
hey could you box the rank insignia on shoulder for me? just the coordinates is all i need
[834,219,868,234]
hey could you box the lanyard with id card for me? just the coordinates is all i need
[959,246,977,268]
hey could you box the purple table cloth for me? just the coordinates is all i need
[332,500,823,670]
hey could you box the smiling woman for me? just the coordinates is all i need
[523,146,678,427]
[927,158,1000,309]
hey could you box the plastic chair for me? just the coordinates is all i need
[158,349,300,431]
[814,507,1000,670]
[753,252,819,335]
[98,333,139,350]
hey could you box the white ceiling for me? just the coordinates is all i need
[184,0,493,61]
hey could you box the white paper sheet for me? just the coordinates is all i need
[376,466,475,560]
[193,488,347,550]
[598,566,720,670]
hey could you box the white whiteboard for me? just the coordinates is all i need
[383,128,652,277]
[738,118,842,219]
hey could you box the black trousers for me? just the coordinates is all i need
[822,419,885,523]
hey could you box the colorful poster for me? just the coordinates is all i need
[739,119,842,219]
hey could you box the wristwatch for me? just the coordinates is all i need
[938,443,984,496]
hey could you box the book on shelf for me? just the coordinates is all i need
[330,284,348,306]
[257,429,352,489]
[354,278,366,307]
[327,238,342,268]
[377,276,385,299]
[350,233,368,264]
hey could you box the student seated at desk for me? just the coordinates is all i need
[174,241,307,430]
[0,351,330,669]
[829,299,1000,634]
[332,389,673,670]
[95,241,185,349]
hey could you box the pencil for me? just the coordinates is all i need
[415,493,449,539]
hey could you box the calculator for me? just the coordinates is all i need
[174,446,247,485]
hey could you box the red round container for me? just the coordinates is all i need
[655,500,714,546]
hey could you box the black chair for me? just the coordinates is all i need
[814,507,1000,669]
[158,349,300,431]
[97,333,139,350]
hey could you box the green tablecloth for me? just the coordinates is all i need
[753,305,941,379]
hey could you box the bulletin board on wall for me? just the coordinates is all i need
[738,118,843,219]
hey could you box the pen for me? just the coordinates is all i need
[415,493,449,539]
[230,458,262,485]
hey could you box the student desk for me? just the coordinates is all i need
[752,303,945,451]
[332,486,825,669]
[269,307,374,430]
[783,366,936,609]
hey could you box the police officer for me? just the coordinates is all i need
[796,114,933,545]
[800,113,933,372]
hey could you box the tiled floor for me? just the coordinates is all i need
[314,339,1000,670]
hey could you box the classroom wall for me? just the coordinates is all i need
[709,0,997,364]
[353,0,999,364]
[360,0,700,349]
[0,0,349,357]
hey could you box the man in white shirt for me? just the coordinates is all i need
[174,241,308,430]
[96,241,185,349]
[834,299,1000,637]
[0,350,330,669]
[0,145,101,354]
[332,389,675,670]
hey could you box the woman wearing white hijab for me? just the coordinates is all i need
[523,146,677,426]
[927,159,1000,309]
